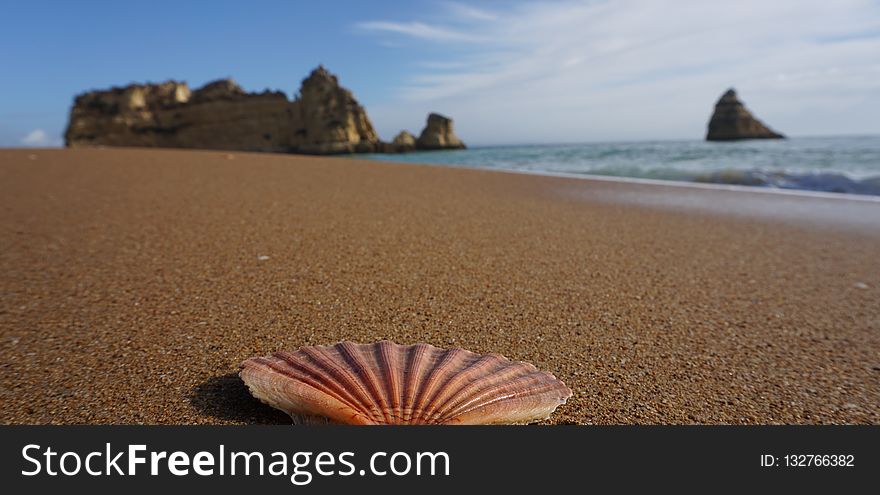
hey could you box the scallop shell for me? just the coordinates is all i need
[239,340,572,425]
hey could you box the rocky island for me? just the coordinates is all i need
[64,66,465,154]
[416,113,466,150]
[706,88,784,141]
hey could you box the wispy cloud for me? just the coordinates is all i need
[357,0,880,143]
[443,2,499,21]
[20,129,61,147]
[355,20,484,42]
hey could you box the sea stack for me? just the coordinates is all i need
[292,65,381,154]
[706,89,784,141]
[416,113,466,150]
[391,130,417,152]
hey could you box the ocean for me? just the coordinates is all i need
[361,136,880,197]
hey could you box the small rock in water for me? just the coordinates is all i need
[853,282,869,290]
[257,255,271,261]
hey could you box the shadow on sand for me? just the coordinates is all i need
[189,373,290,424]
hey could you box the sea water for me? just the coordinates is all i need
[361,136,880,197]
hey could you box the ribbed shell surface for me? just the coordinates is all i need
[239,341,572,425]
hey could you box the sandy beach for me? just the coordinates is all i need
[1,147,878,424]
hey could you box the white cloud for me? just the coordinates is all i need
[20,129,62,147]
[355,20,484,42]
[443,2,499,21]
[357,0,880,144]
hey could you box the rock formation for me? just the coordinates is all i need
[65,66,393,154]
[391,130,416,152]
[706,89,784,141]
[416,113,466,150]
[291,66,380,154]
[189,78,246,102]
[65,79,292,152]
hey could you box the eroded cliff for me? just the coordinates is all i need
[65,66,397,154]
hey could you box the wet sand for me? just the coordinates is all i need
[1,147,878,424]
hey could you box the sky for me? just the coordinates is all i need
[1,0,879,147]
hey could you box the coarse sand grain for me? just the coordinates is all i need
[1,148,878,424]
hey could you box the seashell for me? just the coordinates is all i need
[240,340,572,425]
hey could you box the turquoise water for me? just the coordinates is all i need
[361,136,880,196]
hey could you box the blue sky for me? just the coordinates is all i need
[2,0,879,147]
